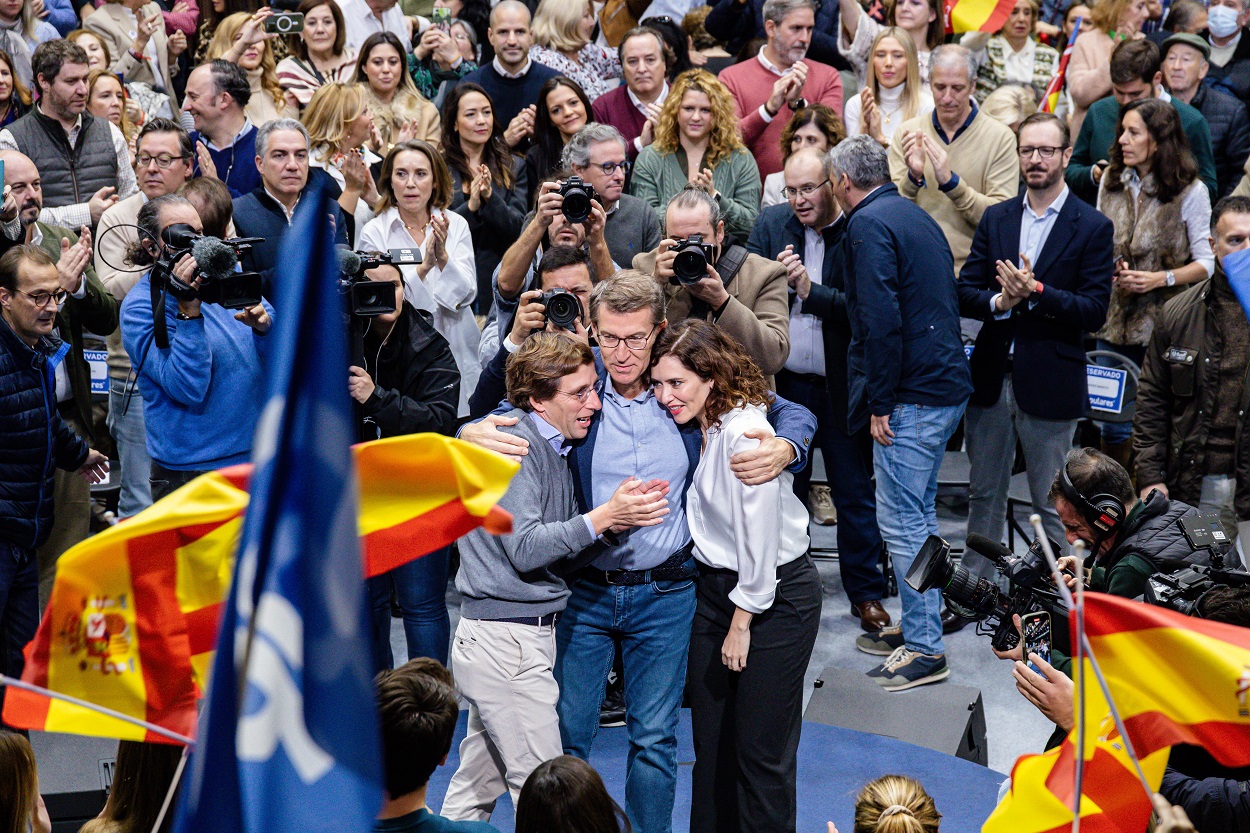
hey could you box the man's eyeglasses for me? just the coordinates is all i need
[15,288,67,307]
[595,326,655,351]
[589,160,631,176]
[781,179,830,200]
[557,378,605,403]
[136,153,190,169]
[1017,146,1068,159]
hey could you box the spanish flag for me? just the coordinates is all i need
[1041,21,1081,113]
[944,0,1016,33]
[2,434,517,742]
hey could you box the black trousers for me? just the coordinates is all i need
[149,462,208,503]
[687,555,823,833]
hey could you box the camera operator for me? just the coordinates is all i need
[346,263,461,672]
[468,245,594,418]
[481,175,616,364]
[634,186,790,381]
[119,194,273,501]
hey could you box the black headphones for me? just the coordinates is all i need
[1059,462,1127,538]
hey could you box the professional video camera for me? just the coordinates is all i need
[335,246,422,317]
[559,176,598,224]
[670,234,716,285]
[155,223,263,309]
[541,288,582,331]
[906,533,1071,652]
[1144,514,1250,614]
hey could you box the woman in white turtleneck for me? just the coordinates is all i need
[843,27,933,147]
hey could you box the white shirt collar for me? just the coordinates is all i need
[627,81,668,113]
[1156,88,1172,103]
[1025,184,1069,219]
[205,117,254,151]
[264,185,300,222]
[28,223,41,246]
[757,48,787,77]
[492,56,531,78]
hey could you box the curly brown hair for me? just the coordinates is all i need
[1104,98,1198,204]
[778,103,845,165]
[653,69,743,169]
[650,319,769,428]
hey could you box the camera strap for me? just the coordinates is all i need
[690,244,748,320]
[149,264,170,350]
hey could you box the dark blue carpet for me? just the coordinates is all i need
[427,710,1007,831]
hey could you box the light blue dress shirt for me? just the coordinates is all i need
[529,412,599,540]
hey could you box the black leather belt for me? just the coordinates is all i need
[586,543,696,587]
[475,612,559,626]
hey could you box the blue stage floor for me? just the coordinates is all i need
[426,710,1008,832]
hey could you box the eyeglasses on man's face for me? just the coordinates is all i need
[14,288,67,308]
[557,377,606,403]
[1017,145,1068,159]
[594,325,656,351]
[136,153,190,169]
[782,179,830,200]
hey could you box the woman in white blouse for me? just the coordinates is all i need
[650,319,821,833]
[360,140,481,416]
[843,27,933,148]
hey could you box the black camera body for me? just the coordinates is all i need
[559,177,598,224]
[670,234,716,286]
[1143,514,1249,614]
[338,248,422,317]
[541,288,582,332]
[906,533,1069,652]
[158,223,263,310]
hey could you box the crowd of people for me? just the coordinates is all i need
[2,0,1250,829]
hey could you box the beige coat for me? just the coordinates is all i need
[86,2,178,108]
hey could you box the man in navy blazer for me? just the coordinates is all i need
[747,147,891,633]
[830,134,973,692]
[956,112,1113,600]
[457,271,816,833]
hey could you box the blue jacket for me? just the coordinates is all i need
[0,319,88,550]
[843,184,972,431]
[747,204,855,433]
[120,272,274,470]
[43,0,77,36]
[956,192,1114,421]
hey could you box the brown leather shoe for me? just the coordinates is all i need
[851,600,892,633]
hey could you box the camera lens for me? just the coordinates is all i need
[543,290,581,331]
[562,190,591,224]
[673,249,707,285]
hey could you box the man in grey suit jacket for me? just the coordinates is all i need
[440,333,669,823]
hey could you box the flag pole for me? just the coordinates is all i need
[1029,516,1083,830]
[0,675,195,746]
[149,744,191,833]
[1071,538,1087,833]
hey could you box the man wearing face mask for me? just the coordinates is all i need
[1134,195,1250,560]
[1202,0,1250,103]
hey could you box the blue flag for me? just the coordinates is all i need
[174,179,383,833]
[1222,247,1250,322]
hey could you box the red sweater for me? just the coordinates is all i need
[718,56,844,179]
[592,85,648,159]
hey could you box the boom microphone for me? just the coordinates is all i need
[965,533,1014,565]
[335,245,362,277]
[190,236,240,282]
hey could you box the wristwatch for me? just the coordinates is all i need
[1165,270,1176,287]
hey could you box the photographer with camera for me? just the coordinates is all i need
[468,245,594,418]
[481,175,616,363]
[119,194,273,501]
[634,186,791,382]
[346,262,461,672]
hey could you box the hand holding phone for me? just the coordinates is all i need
[1020,611,1051,675]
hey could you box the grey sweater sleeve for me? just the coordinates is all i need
[496,445,596,573]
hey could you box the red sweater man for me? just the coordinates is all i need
[718,11,843,180]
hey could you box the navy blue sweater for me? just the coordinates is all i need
[459,62,559,137]
[191,125,261,199]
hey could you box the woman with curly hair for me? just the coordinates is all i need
[761,104,845,208]
[1095,98,1211,453]
[523,76,593,204]
[302,82,380,242]
[530,0,622,100]
[0,49,29,128]
[650,317,820,833]
[353,31,440,151]
[207,9,297,126]
[630,69,760,240]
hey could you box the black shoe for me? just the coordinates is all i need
[941,606,974,634]
[599,686,626,728]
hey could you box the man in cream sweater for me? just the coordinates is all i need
[888,44,1019,274]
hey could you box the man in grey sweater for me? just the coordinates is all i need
[441,333,670,823]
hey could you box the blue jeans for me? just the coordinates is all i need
[555,566,697,833]
[368,546,451,671]
[0,542,38,727]
[873,403,965,657]
[1094,340,1146,445]
[107,380,152,518]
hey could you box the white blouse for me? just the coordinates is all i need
[687,404,810,614]
[359,207,482,416]
[842,82,934,144]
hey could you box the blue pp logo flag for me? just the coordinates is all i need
[1223,247,1250,322]
[175,179,383,833]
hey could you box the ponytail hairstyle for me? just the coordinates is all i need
[853,775,942,833]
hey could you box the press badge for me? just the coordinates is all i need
[1165,347,1198,365]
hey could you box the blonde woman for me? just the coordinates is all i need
[843,27,932,146]
[68,28,172,121]
[352,31,440,152]
[631,69,760,240]
[1065,0,1150,137]
[207,9,297,126]
[530,0,621,100]
[84,0,185,107]
[838,0,945,85]
[840,775,943,833]
[87,69,137,163]
[302,82,380,241]
[0,0,57,87]
[961,0,1059,103]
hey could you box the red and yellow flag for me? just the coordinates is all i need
[2,434,518,742]
[1041,21,1081,113]
[944,0,1016,33]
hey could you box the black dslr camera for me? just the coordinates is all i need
[670,234,716,285]
[337,247,422,317]
[157,223,263,310]
[906,533,1070,652]
[1144,514,1250,614]
[559,176,598,224]
[541,288,582,332]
